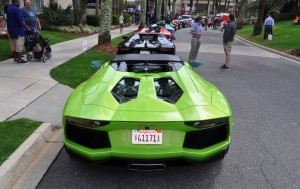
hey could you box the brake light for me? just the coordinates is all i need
[184,117,228,128]
[161,48,172,52]
[119,47,130,51]
[66,117,110,128]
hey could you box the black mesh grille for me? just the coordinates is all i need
[183,124,228,149]
[66,123,111,149]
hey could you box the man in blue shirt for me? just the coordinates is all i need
[6,0,30,63]
[21,0,41,31]
[188,16,203,63]
[264,14,274,40]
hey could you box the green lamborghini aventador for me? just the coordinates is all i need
[63,54,232,169]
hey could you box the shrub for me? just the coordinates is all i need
[124,13,132,24]
[273,13,295,21]
[86,15,100,26]
[236,20,243,30]
[40,2,72,27]
[57,26,81,33]
[292,47,300,56]
[111,15,118,25]
[79,24,100,34]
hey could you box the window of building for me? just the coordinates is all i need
[31,0,43,14]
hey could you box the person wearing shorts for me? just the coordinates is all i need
[6,0,30,64]
[220,14,237,70]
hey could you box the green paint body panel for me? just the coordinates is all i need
[63,58,232,163]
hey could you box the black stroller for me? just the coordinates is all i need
[25,30,52,63]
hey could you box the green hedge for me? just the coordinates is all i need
[292,47,300,56]
[86,15,100,26]
[124,13,132,24]
[111,15,118,25]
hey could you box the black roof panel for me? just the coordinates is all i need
[111,54,183,62]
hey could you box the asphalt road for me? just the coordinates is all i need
[37,28,300,189]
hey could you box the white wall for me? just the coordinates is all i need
[43,0,72,9]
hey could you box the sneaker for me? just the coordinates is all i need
[220,64,229,70]
[17,59,29,64]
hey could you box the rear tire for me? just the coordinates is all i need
[42,57,47,63]
[27,54,32,61]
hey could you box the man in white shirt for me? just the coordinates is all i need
[264,14,274,39]
[119,12,124,34]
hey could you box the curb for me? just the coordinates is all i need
[235,35,300,63]
[0,123,59,189]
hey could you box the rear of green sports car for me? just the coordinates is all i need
[63,54,232,168]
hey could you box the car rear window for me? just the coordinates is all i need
[111,61,183,73]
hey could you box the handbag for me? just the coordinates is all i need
[268,34,272,40]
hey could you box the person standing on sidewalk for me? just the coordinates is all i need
[264,14,274,40]
[119,12,124,34]
[220,14,237,70]
[6,0,30,64]
[188,16,203,64]
[21,0,41,31]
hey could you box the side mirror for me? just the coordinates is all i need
[91,61,103,68]
[190,61,203,68]
[122,36,128,39]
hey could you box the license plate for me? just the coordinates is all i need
[132,130,162,144]
[140,51,150,54]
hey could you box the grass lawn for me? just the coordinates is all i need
[236,20,300,51]
[0,119,42,165]
[50,32,133,89]
[0,31,81,62]
[50,50,114,88]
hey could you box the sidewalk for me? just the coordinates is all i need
[0,24,138,189]
[0,24,138,124]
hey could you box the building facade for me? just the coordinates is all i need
[175,0,235,15]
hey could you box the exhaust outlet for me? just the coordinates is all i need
[128,163,167,171]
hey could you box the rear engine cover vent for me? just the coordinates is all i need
[154,78,183,104]
[111,78,140,104]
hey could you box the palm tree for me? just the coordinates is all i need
[156,0,163,20]
[252,0,265,35]
[206,0,210,16]
[171,0,177,18]
[72,0,80,25]
[98,0,112,44]
[189,0,193,14]
[96,0,100,16]
[139,0,147,29]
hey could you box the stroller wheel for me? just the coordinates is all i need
[27,54,33,61]
[42,57,47,63]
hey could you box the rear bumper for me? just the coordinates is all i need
[64,138,230,163]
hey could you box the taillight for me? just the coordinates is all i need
[184,117,228,128]
[161,48,172,52]
[119,47,130,51]
[66,117,110,128]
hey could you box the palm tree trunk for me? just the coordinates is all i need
[96,0,99,16]
[72,0,80,25]
[253,0,265,35]
[98,0,112,44]
[156,0,163,20]
[172,0,177,18]
[212,0,215,14]
[139,0,147,29]
[206,0,210,16]
[189,0,193,14]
